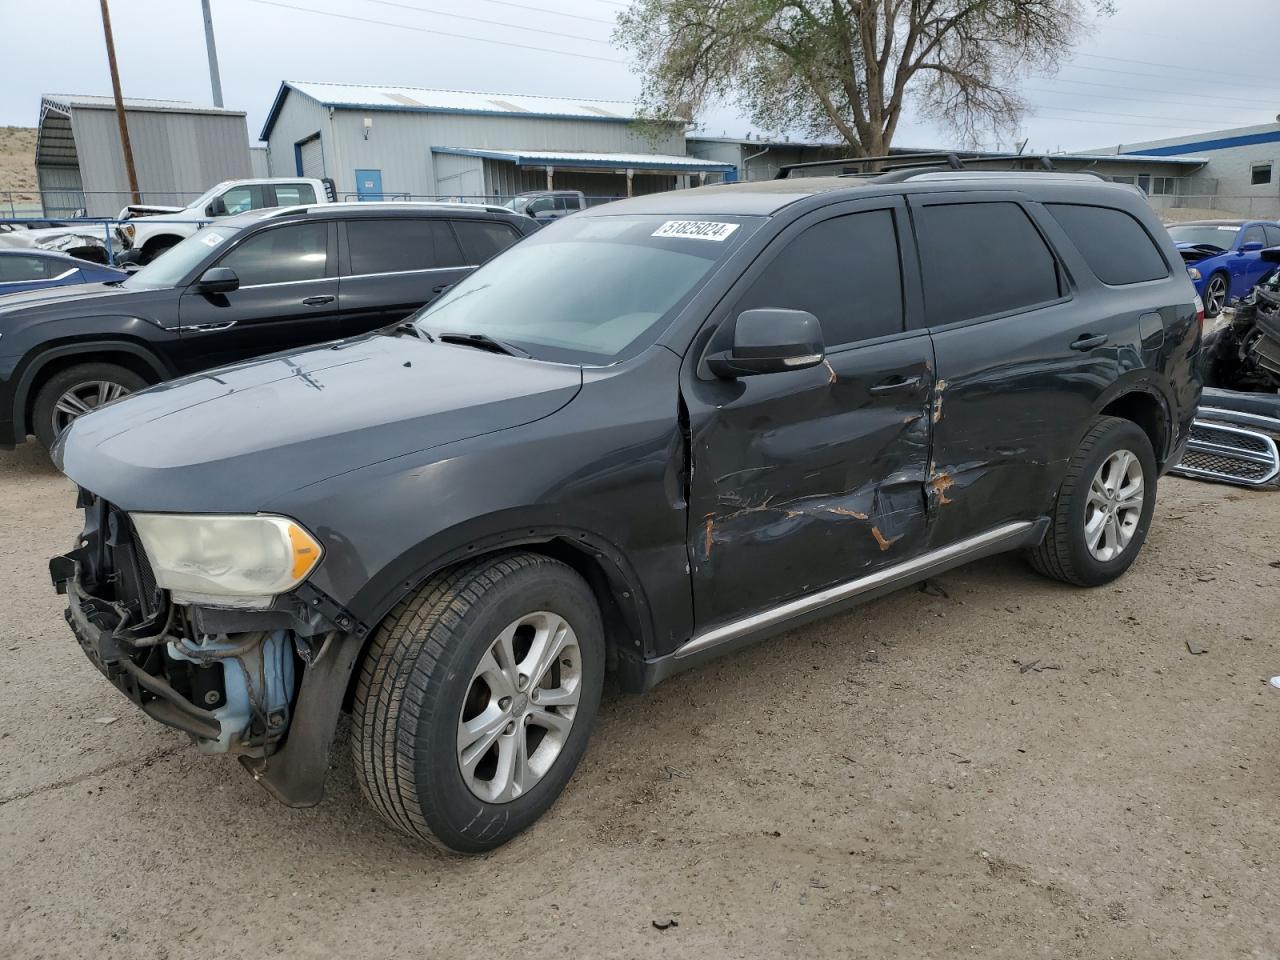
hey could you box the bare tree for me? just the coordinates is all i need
[615,0,1113,156]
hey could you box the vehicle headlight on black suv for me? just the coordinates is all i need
[130,513,323,607]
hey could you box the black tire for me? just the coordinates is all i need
[31,362,148,448]
[139,236,179,264]
[351,552,605,853]
[1203,272,1228,319]
[1027,415,1158,587]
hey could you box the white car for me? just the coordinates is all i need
[115,177,333,264]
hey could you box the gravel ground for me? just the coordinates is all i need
[1,443,1277,960]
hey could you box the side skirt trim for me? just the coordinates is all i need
[675,520,1036,660]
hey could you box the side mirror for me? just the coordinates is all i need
[707,308,825,378]
[207,198,228,217]
[1241,240,1264,253]
[195,266,239,294]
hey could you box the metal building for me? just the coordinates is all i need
[35,94,252,217]
[686,136,851,181]
[1088,123,1280,219]
[259,81,734,202]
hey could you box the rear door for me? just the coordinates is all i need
[335,217,473,339]
[911,193,1161,547]
[682,197,936,630]
[176,219,339,371]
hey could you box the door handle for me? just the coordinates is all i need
[302,295,335,306]
[1070,333,1109,351]
[869,375,922,395]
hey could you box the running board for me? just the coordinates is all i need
[676,520,1039,661]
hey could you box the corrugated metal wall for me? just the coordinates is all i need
[68,106,252,216]
[266,89,689,199]
[480,159,676,200]
[249,147,271,178]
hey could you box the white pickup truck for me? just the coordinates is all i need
[115,177,335,264]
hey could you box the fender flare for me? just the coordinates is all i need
[11,339,172,438]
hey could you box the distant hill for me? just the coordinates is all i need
[0,126,37,195]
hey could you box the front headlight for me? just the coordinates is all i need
[131,513,323,607]
[1187,267,1202,281]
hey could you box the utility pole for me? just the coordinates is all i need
[98,0,140,203]
[201,0,224,108]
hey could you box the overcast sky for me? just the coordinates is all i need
[2,0,1278,155]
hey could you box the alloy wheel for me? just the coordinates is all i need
[1084,449,1144,562]
[456,611,582,803]
[1206,275,1227,316]
[52,380,131,436]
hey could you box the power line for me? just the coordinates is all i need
[1024,74,1280,110]
[358,0,611,44]
[1070,53,1280,92]
[1020,96,1263,127]
[1027,113,1227,132]
[244,0,626,62]
[473,0,616,25]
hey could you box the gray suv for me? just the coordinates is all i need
[50,171,1201,853]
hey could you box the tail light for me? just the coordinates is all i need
[1193,294,1205,331]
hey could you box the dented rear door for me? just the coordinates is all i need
[681,197,936,632]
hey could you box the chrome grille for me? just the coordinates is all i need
[1172,416,1280,487]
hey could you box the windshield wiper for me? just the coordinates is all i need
[435,332,529,358]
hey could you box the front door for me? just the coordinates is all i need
[355,169,384,201]
[177,220,340,371]
[682,198,935,631]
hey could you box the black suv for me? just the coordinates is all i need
[0,202,535,447]
[50,172,1201,853]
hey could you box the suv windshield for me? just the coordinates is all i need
[413,214,758,363]
[503,197,531,214]
[123,225,240,289]
[1167,224,1241,249]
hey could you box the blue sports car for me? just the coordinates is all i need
[0,249,127,297]
[1168,219,1280,319]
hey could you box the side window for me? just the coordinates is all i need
[0,255,51,283]
[1242,225,1266,247]
[273,183,316,206]
[916,202,1061,327]
[1045,203,1169,286]
[452,220,522,265]
[526,197,556,216]
[1251,162,1272,186]
[217,185,266,215]
[346,219,465,275]
[218,223,328,286]
[736,209,904,347]
[1264,225,1280,248]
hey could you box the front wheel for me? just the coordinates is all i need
[32,362,148,447]
[1203,272,1228,319]
[351,552,605,853]
[1027,416,1158,587]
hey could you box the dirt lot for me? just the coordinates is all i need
[0,126,37,196]
[1,442,1277,960]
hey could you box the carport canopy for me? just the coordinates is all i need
[434,146,737,195]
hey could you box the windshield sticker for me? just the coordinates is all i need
[201,233,225,247]
[652,220,740,242]
[1218,226,1240,231]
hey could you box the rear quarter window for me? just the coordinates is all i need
[1045,203,1169,286]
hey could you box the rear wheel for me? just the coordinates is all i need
[351,552,605,853]
[32,362,147,447]
[1027,416,1157,587]
[1204,272,1228,319]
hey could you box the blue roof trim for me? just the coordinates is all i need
[1123,130,1280,157]
[433,146,736,173]
[260,82,651,139]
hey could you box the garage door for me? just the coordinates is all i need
[298,137,324,178]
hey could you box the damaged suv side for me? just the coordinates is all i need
[50,172,1201,853]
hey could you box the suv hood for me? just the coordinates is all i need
[54,331,583,512]
[1176,241,1228,265]
[0,280,145,317]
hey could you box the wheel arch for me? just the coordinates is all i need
[341,521,657,703]
[1095,382,1173,467]
[140,233,183,257]
[13,339,171,439]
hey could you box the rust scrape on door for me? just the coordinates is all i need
[870,525,902,551]
[932,379,947,423]
[928,472,955,505]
